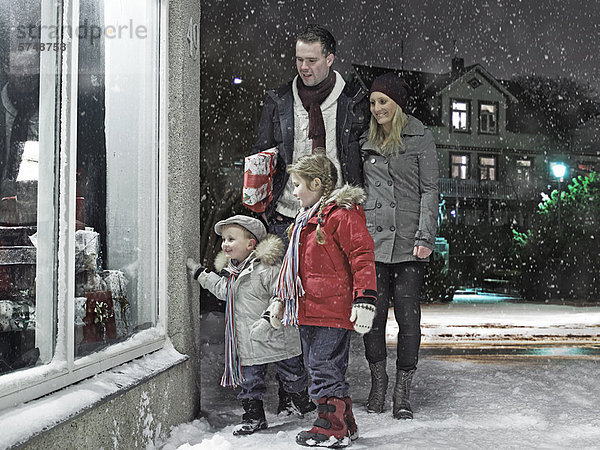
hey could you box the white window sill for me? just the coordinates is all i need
[0,340,187,448]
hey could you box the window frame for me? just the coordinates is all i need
[516,157,533,183]
[478,155,497,181]
[450,98,471,133]
[450,153,470,179]
[478,101,498,135]
[0,0,169,411]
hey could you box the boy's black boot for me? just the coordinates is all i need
[289,387,317,415]
[276,376,295,415]
[232,398,268,436]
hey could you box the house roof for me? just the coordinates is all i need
[440,64,517,103]
[352,61,519,128]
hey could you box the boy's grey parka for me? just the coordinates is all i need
[197,234,302,366]
[361,115,439,263]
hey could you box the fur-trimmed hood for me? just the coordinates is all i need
[325,184,366,209]
[213,233,284,272]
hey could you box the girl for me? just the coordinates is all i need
[361,72,439,419]
[272,153,377,448]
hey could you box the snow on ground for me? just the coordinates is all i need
[398,299,600,344]
[155,309,600,449]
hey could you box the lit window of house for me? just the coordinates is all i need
[516,159,532,182]
[0,0,166,409]
[451,100,469,132]
[479,156,497,180]
[479,103,497,134]
[451,154,469,179]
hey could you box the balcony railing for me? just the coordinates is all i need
[439,178,516,200]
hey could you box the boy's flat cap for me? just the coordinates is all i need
[214,215,267,241]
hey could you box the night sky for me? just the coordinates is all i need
[201,0,600,93]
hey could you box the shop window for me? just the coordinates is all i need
[479,103,497,134]
[479,156,497,181]
[451,99,469,132]
[451,154,469,179]
[516,158,532,183]
[74,0,160,358]
[0,0,165,408]
[0,0,47,377]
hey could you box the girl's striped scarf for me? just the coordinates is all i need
[220,257,250,387]
[274,199,321,327]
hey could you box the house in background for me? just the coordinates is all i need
[352,58,600,227]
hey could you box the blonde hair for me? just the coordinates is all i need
[287,153,338,245]
[368,105,409,157]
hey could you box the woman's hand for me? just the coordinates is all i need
[413,245,432,259]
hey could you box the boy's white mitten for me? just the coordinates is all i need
[349,298,376,335]
[249,315,272,341]
[186,257,205,280]
[268,301,284,329]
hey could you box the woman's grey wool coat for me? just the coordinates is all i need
[361,115,439,264]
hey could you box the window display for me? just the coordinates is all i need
[0,0,42,375]
[1,0,162,395]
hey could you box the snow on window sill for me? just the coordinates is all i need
[0,339,187,448]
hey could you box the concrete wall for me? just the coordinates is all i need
[20,360,197,449]
[18,1,202,448]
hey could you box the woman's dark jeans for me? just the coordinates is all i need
[363,261,425,371]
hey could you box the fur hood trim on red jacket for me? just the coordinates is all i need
[213,233,284,272]
[325,184,366,209]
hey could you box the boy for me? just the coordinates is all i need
[187,215,315,435]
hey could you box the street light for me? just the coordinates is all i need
[550,162,567,229]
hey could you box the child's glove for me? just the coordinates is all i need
[250,312,272,341]
[349,297,376,335]
[186,258,206,280]
[267,300,284,329]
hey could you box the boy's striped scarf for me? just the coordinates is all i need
[220,258,248,387]
[274,199,321,327]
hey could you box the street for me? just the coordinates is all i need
[386,291,600,349]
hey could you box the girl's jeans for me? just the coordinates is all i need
[299,325,351,399]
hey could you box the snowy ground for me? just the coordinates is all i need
[155,303,600,449]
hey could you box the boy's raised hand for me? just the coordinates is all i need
[186,257,205,280]
[349,298,376,335]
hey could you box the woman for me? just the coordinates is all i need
[360,72,439,419]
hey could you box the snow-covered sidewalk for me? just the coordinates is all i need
[408,300,600,344]
[155,310,600,449]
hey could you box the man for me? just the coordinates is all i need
[252,24,370,238]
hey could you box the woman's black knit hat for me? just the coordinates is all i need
[370,72,410,111]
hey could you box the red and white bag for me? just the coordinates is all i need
[242,147,278,213]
